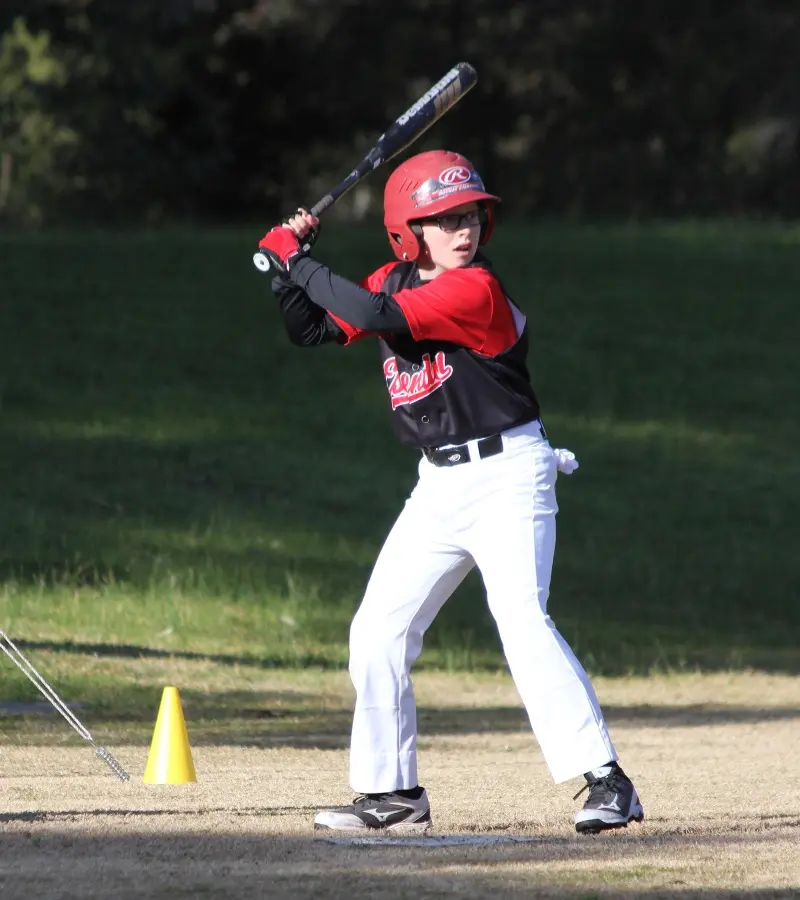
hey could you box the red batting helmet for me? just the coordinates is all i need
[383,150,500,261]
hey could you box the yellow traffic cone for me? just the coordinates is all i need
[143,686,197,784]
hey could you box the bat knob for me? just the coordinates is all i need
[253,251,271,273]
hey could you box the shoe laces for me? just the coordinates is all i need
[572,772,618,803]
[353,793,391,807]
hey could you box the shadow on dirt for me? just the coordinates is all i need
[0,821,798,900]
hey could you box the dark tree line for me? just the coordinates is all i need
[2,0,799,225]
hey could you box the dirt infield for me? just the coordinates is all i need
[2,671,799,899]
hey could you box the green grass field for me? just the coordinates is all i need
[1,220,799,709]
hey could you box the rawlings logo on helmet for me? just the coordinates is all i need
[439,166,472,185]
[412,167,485,208]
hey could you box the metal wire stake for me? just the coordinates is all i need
[0,629,131,781]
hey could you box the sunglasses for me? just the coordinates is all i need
[420,207,487,233]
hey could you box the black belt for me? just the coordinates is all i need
[422,433,504,467]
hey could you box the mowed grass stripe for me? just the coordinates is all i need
[0,223,798,683]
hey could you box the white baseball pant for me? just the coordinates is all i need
[347,419,617,792]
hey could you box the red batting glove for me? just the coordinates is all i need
[256,226,306,275]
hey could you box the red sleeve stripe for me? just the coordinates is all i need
[328,312,367,344]
[360,261,402,292]
[328,261,403,345]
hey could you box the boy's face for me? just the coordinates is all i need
[417,201,482,277]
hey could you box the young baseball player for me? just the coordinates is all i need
[256,150,644,835]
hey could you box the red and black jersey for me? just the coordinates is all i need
[275,255,541,448]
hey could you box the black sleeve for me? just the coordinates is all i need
[271,275,345,346]
[288,257,411,333]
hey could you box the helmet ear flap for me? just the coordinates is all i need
[386,223,424,261]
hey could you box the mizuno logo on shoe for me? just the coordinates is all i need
[364,807,406,823]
